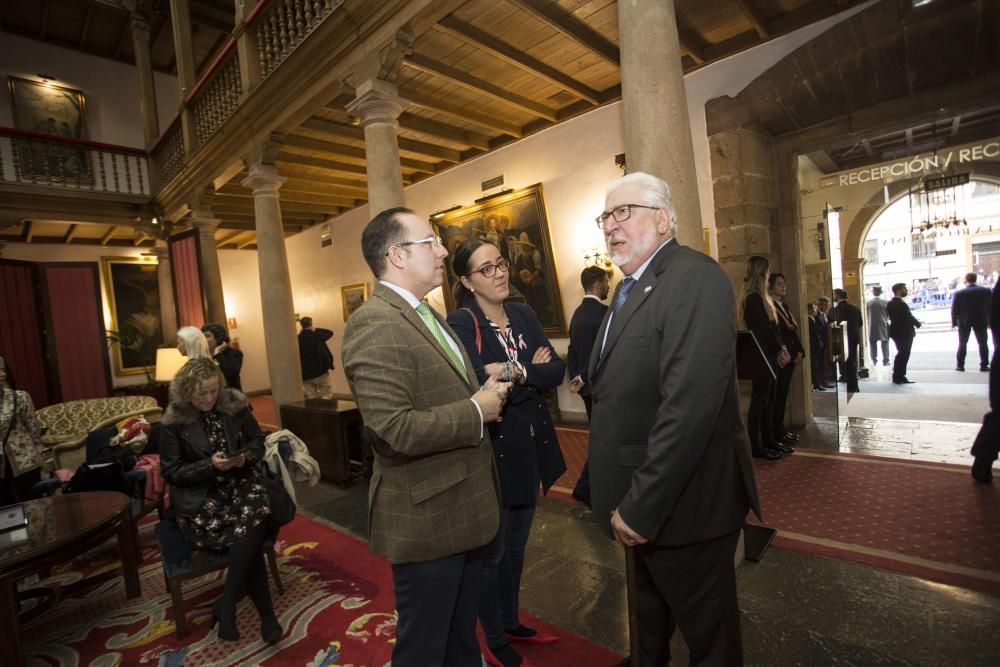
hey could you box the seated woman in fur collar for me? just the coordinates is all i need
[160,357,281,644]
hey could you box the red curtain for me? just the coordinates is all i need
[41,265,111,401]
[170,233,205,328]
[0,260,49,407]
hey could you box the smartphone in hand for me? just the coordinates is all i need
[226,446,253,459]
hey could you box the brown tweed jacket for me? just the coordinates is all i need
[341,283,500,565]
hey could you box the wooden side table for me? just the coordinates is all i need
[279,398,367,485]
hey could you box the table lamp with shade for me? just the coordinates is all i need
[154,348,187,383]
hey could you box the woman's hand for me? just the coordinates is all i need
[483,362,506,378]
[211,451,244,471]
[531,346,552,365]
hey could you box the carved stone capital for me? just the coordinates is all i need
[346,79,407,127]
[130,12,153,38]
[245,134,285,171]
[152,240,170,261]
[345,32,414,88]
[242,163,286,194]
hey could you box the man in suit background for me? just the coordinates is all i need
[297,317,334,399]
[807,302,826,391]
[341,207,510,666]
[866,286,890,367]
[951,272,992,372]
[815,296,834,388]
[971,278,999,483]
[567,266,610,507]
[833,288,862,393]
[588,173,760,665]
[887,282,922,385]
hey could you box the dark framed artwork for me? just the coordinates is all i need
[8,76,91,183]
[342,283,369,321]
[101,257,164,376]
[433,183,566,335]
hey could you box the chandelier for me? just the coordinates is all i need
[909,172,969,237]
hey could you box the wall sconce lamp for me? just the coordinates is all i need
[583,247,613,272]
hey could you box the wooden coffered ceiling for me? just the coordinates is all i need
[2,0,882,248]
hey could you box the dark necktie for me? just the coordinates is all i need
[611,277,636,318]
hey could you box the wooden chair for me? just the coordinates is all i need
[154,519,284,638]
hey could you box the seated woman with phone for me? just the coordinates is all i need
[160,357,282,643]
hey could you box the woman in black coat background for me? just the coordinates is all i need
[447,239,566,667]
[160,357,280,643]
[769,272,805,447]
[738,256,789,461]
[202,322,244,391]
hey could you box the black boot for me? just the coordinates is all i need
[210,597,240,641]
[246,550,283,643]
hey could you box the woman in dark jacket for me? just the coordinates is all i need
[769,272,805,446]
[446,239,566,667]
[738,256,789,460]
[160,357,280,643]
[202,323,244,391]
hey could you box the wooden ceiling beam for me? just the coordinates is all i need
[218,219,304,232]
[403,54,558,122]
[398,113,491,151]
[436,15,600,105]
[678,31,705,65]
[283,134,438,173]
[950,115,962,138]
[216,230,244,248]
[504,0,619,68]
[237,237,257,249]
[79,4,93,49]
[101,225,118,245]
[277,153,368,177]
[734,0,770,39]
[212,199,341,217]
[63,224,78,244]
[302,118,462,163]
[134,232,149,246]
[22,221,34,243]
[404,89,522,137]
[862,138,874,157]
[216,186,356,208]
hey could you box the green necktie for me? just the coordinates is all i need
[416,302,468,381]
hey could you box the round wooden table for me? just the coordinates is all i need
[0,491,140,667]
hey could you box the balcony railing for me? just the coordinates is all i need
[254,0,342,78]
[189,41,243,147]
[0,128,150,196]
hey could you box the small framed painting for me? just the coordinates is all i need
[342,283,369,321]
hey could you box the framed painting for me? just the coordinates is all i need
[101,257,164,376]
[433,183,566,335]
[7,76,91,183]
[342,283,369,321]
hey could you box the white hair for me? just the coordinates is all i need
[177,325,210,359]
[606,171,678,233]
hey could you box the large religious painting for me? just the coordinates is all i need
[7,76,91,184]
[101,257,163,376]
[433,183,566,336]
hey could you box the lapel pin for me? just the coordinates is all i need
[644,286,652,294]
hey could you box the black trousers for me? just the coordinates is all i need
[573,395,593,498]
[747,376,776,451]
[391,550,483,667]
[633,530,744,666]
[891,335,913,382]
[772,362,796,437]
[844,343,860,392]
[0,456,42,506]
[957,324,990,369]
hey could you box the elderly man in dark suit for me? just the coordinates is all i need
[567,266,610,506]
[887,282,922,384]
[952,272,992,372]
[588,172,760,666]
[341,207,510,667]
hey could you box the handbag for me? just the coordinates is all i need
[260,455,296,527]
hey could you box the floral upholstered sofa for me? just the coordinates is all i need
[35,395,162,470]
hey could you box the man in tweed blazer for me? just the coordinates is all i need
[342,207,509,667]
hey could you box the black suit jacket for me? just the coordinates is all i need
[566,297,608,398]
[834,300,862,347]
[887,297,920,340]
[298,328,334,380]
[952,284,992,328]
[588,241,760,546]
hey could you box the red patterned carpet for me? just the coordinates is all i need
[552,426,1000,594]
[22,513,623,666]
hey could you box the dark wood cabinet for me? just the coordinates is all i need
[278,399,366,485]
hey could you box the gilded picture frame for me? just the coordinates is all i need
[8,76,91,183]
[433,183,566,336]
[342,283,369,321]
[101,257,163,376]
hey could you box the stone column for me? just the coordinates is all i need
[188,213,227,325]
[153,241,178,342]
[617,0,702,246]
[130,12,160,149]
[346,79,407,216]
[242,158,304,414]
[168,0,198,154]
[233,0,261,99]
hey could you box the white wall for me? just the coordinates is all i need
[217,249,270,393]
[1,32,180,147]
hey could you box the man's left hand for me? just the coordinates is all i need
[611,509,647,547]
